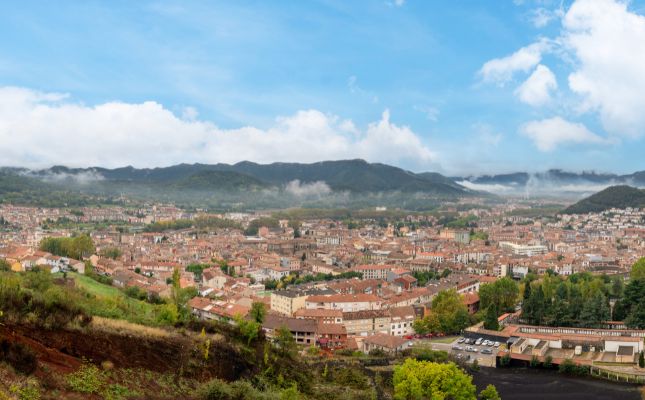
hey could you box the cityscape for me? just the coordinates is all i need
[1,1,645,400]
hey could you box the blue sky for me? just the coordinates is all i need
[0,0,644,175]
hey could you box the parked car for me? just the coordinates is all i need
[404,335,413,340]
[475,338,483,346]
[481,348,493,355]
[486,340,494,347]
[456,354,464,360]
[458,337,466,343]
[494,342,501,348]
[466,346,477,353]
[452,345,463,351]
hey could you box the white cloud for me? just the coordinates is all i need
[515,64,558,106]
[348,75,378,103]
[0,86,436,169]
[478,39,550,84]
[285,180,332,197]
[414,105,440,121]
[394,0,405,6]
[520,117,608,151]
[563,0,645,138]
[530,7,563,28]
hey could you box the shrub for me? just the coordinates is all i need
[0,340,38,375]
[66,363,105,394]
[544,355,553,368]
[499,353,511,367]
[368,348,387,357]
[530,355,540,368]
[198,378,232,400]
[9,380,40,400]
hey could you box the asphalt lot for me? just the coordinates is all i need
[429,337,500,367]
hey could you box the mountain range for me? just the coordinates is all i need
[455,169,645,198]
[1,160,644,210]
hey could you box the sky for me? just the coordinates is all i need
[0,0,644,176]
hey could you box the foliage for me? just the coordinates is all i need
[245,217,281,236]
[39,234,95,259]
[430,289,472,334]
[250,302,267,324]
[393,359,477,400]
[0,259,10,272]
[0,339,38,375]
[558,359,589,376]
[100,247,122,260]
[0,271,90,329]
[273,326,297,357]
[521,273,611,328]
[478,277,519,314]
[631,257,645,281]
[235,315,261,345]
[479,384,501,400]
[563,185,645,214]
[483,303,500,331]
[66,363,105,394]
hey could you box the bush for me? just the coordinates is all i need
[9,380,40,400]
[198,379,232,400]
[499,353,511,367]
[530,355,540,368]
[368,348,387,357]
[66,363,105,394]
[0,340,38,375]
[544,355,553,368]
[558,359,589,376]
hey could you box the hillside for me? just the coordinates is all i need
[0,160,477,209]
[29,159,469,194]
[563,185,645,214]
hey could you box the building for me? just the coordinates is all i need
[270,288,335,316]
[305,293,382,313]
[361,333,412,354]
[499,242,548,256]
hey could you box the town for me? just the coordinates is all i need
[2,201,644,378]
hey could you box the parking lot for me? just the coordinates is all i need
[430,336,501,367]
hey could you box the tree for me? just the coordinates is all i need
[630,257,645,281]
[479,384,501,400]
[578,291,609,328]
[393,359,477,400]
[483,304,500,331]
[431,289,472,334]
[274,325,296,357]
[250,302,267,324]
[639,351,644,368]
[479,277,519,313]
[0,259,10,272]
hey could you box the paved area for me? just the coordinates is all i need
[420,336,500,367]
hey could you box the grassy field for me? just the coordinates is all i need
[69,273,167,326]
[429,336,458,344]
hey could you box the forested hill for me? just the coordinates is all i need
[563,185,645,214]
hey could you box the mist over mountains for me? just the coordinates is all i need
[455,169,645,199]
[1,160,644,209]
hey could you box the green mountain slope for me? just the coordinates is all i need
[563,185,645,214]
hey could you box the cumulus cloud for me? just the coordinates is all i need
[530,7,563,28]
[563,0,645,138]
[515,64,558,106]
[284,180,332,197]
[520,117,608,151]
[478,39,550,84]
[0,86,437,169]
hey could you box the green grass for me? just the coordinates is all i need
[428,336,458,344]
[69,273,166,326]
